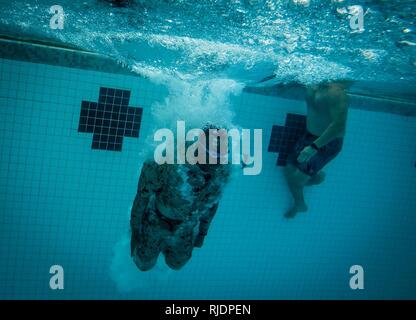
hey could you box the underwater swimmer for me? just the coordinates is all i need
[130,124,231,271]
[284,80,350,218]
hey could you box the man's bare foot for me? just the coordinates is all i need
[284,202,308,218]
[306,171,326,186]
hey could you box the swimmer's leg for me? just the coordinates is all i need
[284,164,310,218]
[132,242,160,272]
[131,212,162,271]
[163,222,195,270]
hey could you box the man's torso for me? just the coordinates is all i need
[305,85,345,138]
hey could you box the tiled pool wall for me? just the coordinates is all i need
[1,52,416,299]
[0,58,160,299]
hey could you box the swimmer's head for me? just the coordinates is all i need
[199,123,229,166]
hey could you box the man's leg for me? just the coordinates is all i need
[132,248,159,271]
[283,136,343,218]
[163,221,195,270]
[132,229,160,271]
[131,211,163,271]
[306,171,326,186]
[284,164,311,218]
[164,244,193,270]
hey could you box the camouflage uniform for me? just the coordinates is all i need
[130,160,230,271]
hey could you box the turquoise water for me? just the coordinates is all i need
[0,0,416,299]
[1,0,416,85]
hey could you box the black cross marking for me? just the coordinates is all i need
[78,87,143,151]
[268,113,307,166]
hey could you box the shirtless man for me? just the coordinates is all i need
[284,81,349,218]
[130,124,231,271]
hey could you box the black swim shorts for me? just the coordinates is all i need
[287,131,343,176]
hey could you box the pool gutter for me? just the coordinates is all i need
[0,34,136,76]
[1,36,415,117]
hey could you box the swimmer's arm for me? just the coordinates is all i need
[313,91,348,148]
[130,188,149,231]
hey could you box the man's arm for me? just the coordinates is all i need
[194,202,219,248]
[130,161,159,255]
[297,88,348,164]
[313,89,348,148]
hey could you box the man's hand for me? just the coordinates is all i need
[194,234,205,248]
[297,145,317,163]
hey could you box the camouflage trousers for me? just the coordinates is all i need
[132,208,198,271]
